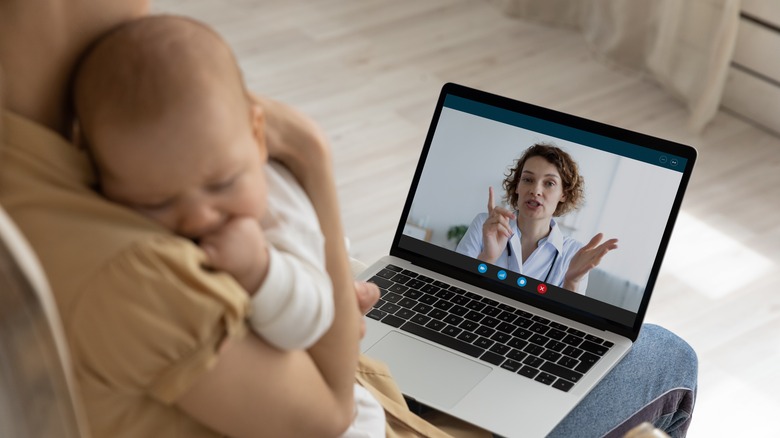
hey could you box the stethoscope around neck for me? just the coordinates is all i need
[506,240,560,283]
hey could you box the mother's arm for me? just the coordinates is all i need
[176,97,361,438]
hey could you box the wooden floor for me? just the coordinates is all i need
[157,1,780,436]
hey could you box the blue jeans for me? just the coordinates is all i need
[548,324,698,438]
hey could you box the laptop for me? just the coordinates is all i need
[357,82,696,437]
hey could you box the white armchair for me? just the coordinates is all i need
[0,206,90,438]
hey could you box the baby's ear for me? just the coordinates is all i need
[250,102,268,161]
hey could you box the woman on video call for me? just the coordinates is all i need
[456,143,618,294]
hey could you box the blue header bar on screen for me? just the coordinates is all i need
[443,94,688,172]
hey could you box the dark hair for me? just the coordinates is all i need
[502,143,584,216]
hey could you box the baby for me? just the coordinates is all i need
[72,15,383,436]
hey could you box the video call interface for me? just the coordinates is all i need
[398,95,688,328]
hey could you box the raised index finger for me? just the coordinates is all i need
[487,186,495,213]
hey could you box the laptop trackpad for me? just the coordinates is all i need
[365,331,491,409]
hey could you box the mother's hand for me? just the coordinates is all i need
[251,93,330,186]
[354,281,380,339]
[479,187,516,263]
[563,233,618,292]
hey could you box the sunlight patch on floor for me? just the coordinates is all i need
[663,212,774,299]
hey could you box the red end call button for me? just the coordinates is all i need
[537,283,548,294]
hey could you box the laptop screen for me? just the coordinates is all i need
[392,83,696,338]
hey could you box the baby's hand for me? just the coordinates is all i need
[199,217,269,294]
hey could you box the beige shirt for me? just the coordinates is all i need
[0,111,249,437]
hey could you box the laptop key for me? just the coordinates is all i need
[585,334,606,344]
[474,337,495,349]
[532,315,550,324]
[443,314,464,326]
[411,314,431,326]
[507,349,527,362]
[507,338,528,350]
[534,372,556,386]
[484,306,501,317]
[501,359,522,372]
[407,279,427,290]
[416,274,434,283]
[523,344,545,357]
[579,340,609,356]
[562,346,584,359]
[380,302,401,314]
[388,283,408,294]
[541,350,562,362]
[464,311,484,322]
[395,308,415,320]
[369,276,393,289]
[574,352,600,374]
[442,325,462,338]
[522,355,544,368]
[420,283,440,294]
[457,331,478,344]
[562,334,584,347]
[404,289,423,300]
[426,320,446,331]
[451,295,470,306]
[547,328,566,340]
[398,298,417,309]
[490,332,511,344]
[385,264,403,272]
[435,289,455,300]
[390,273,413,284]
[400,322,485,358]
[546,340,567,352]
[367,308,386,320]
[496,322,516,334]
[482,317,500,328]
[558,357,579,369]
[480,351,505,366]
[382,292,403,304]
[383,314,405,328]
[475,326,495,338]
[553,379,574,392]
[428,309,447,320]
[400,269,417,277]
[489,343,510,356]
[518,366,539,379]
[433,300,454,311]
[481,297,499,306]
[459,320,479,332]
[541,362,583,383]
[450,305,468,316]
[418,294,437,305]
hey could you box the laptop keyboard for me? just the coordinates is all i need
[366,264,614,392]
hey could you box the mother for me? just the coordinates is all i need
[0,2,375,436]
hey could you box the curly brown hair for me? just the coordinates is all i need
[502,143,584,217]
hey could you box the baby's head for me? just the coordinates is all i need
[74,15,267,240]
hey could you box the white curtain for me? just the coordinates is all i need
[492,0,741,131]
